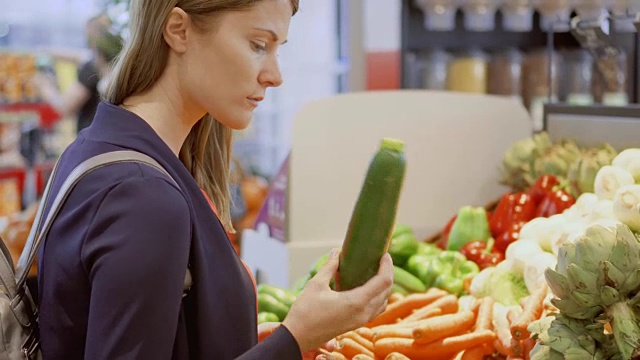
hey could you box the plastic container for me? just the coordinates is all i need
[446,50,489,94]
[414,0,458,31]
[462,0,500,31]
[535,0,573,32]
[501,0,534,31]
[487,48,523,101]
[564,49,595,105]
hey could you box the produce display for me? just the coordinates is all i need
[256,134,640,359]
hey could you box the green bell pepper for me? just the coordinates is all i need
[446,206,491,251]
[407,250,480,296]
[392,223,414,238]
[416,242,442,257]
[388,233,419,267]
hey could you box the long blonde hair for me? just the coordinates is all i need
[105,0,299,230]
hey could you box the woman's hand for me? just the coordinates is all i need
[282,249,394,353]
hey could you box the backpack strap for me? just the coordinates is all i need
[14,150,184,293]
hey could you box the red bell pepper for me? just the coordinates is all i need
[459,238,504,269]
[528,175,560,205]
[494,221,527,253]
[437,214,457,250]
[535,189,576,218]
[489,192,537,238]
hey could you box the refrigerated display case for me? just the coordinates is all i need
[543,102,640,150]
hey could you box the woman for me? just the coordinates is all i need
[36,14,123,133]
[37,0,394,359]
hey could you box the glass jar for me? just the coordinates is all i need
[487,48,523,101]
[564,49,595,105]
[446,50,489,93]
[522,48,562,131]
[421,49,452,90]
[592,49,629,106]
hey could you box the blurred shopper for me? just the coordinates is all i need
[36,13,123,133]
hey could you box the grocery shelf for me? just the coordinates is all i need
[0,103,60,129]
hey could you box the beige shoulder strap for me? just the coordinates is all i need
[14,151,192,294]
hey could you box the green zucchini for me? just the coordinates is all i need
[336,138,407,291]
[257,284,296,308]
[391,283,410,296]
[257,293,289,321]
[257,312,280,324]
[393,265,426,293]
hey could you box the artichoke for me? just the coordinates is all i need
[527,140,582,186]
[567,144,618,197]
[544,224,640,360]
[501,132,553,190]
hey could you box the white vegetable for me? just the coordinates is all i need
[551,221,590,255]
[518,216,566,252]
[594,165,635,201]
[612,148,640,183]
[505,240,544,276]
[613,184,640,231]
[524,252,557,293]
[573,193,600,215]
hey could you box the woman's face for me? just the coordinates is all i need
[181,0,292,130]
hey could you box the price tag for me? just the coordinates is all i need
[254,154,289,242]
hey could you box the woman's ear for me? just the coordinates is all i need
[163,7,190,54]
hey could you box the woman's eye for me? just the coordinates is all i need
[251,41,267,52]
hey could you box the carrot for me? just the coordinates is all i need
[372,325,414,340]
[510,283,548,340]
[385,352,411,360]
[522,337,536,360]
[367,291,447,327]
[460,346,486,360]
[375,330,497,360]
[398,306,444,324]
[339,331,374,352]
[492,305,514,356]
[336,338,375,359]
[460,343,493,360]
[506,308,520,326]
[327,352,348,360]
[475,297,494,331]
[352,355,375,360]
[389,292,405,304]
[412,311,476,345]
[400,294,458,323]
[257,324,279,343]
[506,357,525,360]
[356,327,374,342]
[511,338,523,357]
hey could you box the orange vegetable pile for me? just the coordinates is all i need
[316,283,551,360]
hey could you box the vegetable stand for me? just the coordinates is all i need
[241,90,531,289]
[246,90,640,359]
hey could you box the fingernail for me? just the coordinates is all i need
[330,248,339,258]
